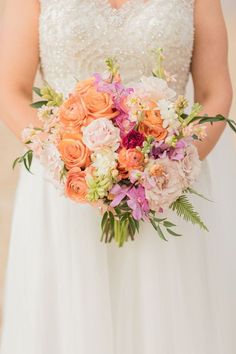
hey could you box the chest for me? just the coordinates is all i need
[39,0,194,54]
[39,0,194,94]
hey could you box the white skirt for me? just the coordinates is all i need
[0,129,235,354]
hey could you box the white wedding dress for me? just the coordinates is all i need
[1,1,236,353]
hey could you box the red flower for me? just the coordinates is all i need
[122,130,145,149]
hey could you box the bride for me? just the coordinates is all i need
[0,0,235,353]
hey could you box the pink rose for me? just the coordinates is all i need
[82,118,120,151]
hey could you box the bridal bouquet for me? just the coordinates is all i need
[15,50,236,246]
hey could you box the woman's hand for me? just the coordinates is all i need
[191,0,233,160]
[0,0,40,140]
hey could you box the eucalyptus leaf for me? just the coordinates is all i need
[33,87,43,97]
[163,220,176,228]
[30,100,48,109]
[166,228,182,237]
[156,224,168,242]
[12,157,21,170]
[27,150,33,170]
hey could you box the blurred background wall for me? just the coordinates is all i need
[0,0,235,325]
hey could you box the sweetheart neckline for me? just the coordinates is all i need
[96,0,151,14]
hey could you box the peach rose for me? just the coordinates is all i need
[59,94,91,131]
[76,78,95,96]
[118,148,144,173]
[58,133,91,170]
[78,83,118,119]
[138,110,167,141]
[66,167,88,203]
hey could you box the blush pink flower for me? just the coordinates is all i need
[82,118,120,151]
[142,158,184,211]
[181,145,201,189]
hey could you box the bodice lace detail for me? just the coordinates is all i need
[39,0,195,96]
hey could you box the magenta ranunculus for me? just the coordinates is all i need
[122,130,145,149]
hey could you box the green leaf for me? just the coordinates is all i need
[27,150,33,170]
[133,219,140,233]
[163,220,176,228]
[166,228,182,237]
[156,224,168,242]
[23,157,32,174]
[12,157,21,170]
[119,219,128,247]
[101,212,108,231]
[114,219,120,244]
[199,116,225,125]
[227,119,236,133]
[186,188,213,202]
[108,211,115,229]
[30,100,48,109]
[186,114,236,135]
[171,195,209,232]
[150,219,168,241]
[153,217,166,223]
[128,217,136,239]
[13,150,34,173]
[114,207,122,216]
[33,87,43,97]
[102,219,111,243]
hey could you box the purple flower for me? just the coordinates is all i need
[127,185,150,221]
[151,141,169,159]
[110,184,129,207]
[93,73,135,137]
[151,140,187,161]
[93,73,133,107]
[115,112,135,137]
[110,184,150,221]
[168,140,187,161]
[122,130,145,149]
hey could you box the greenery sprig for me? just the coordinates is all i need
[13,149,33,174]
[171,194,208,231]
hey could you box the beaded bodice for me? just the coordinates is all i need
[39,0,195,96]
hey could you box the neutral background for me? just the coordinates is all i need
[0,0,235,326]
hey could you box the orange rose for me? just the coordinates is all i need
[66,167,88,203]
[76,78,95,96]
[58,133,90,170]
[138,110,167,141]
[118,148,144,173]
[76,80,118,119]
[59,94,91,131]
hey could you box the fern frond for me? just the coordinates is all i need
[171,195,208,231]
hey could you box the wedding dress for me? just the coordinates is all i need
[1,1,236,353]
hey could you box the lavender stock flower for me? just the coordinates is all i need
[151,140,187,161]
